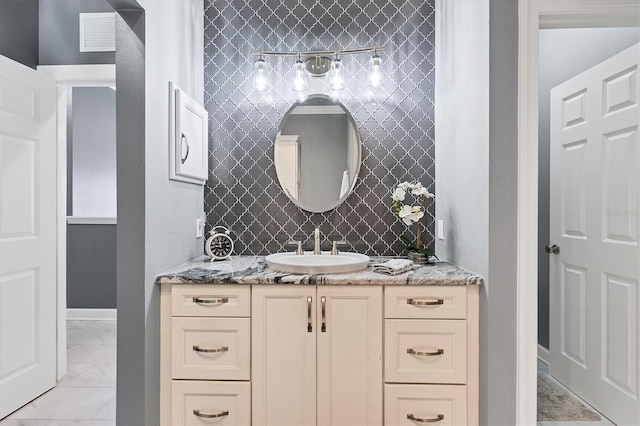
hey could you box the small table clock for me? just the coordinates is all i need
[205,226,234,261]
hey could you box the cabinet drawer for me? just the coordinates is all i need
[385,320,466,384]
[385,286,466,319]
[384,384,467,426]
[172,317,250,380]
[172,285,250,317]
[172,380,250,426]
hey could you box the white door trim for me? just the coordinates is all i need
[517,1,640,424]
[36,64,116,380]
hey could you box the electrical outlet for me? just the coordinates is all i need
[196,218,204,238]
[437,220,444,240]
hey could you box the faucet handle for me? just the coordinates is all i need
[286,240,304,255]
[331,240,348,255]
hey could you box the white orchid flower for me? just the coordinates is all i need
[399,205,424,225]
[398,181,412,191]
[411,185,435,198]
[392,187,406,201]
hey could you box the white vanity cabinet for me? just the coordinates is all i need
[160,282,478,426]
[161,285,252,426]
[252,286,383,426]
[383,286,479,426]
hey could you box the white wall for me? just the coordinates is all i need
[71,87,117,217]
[436,0,520,423]
[537,27,640,349]
[113,1,205,424]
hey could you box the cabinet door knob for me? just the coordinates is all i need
[193,409,229,419]
[407,413,444,423]
[407,298,444,306]
[192,297,229,305]
[407,348,444,356]
[192,345,228,353]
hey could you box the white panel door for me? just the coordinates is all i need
[549,43,640,426]
[0,55,57,418]
[317,286,382,426]
[252,286,316,426]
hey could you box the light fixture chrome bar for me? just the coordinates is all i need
[251,46,385,57]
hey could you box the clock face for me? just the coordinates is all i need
[207,233,233,260]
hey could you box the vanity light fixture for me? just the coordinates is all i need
[292,53,308,93]
[253,54,268,93]
[368,49,382,88]
[328,54,345,91]
[251,46,385,93]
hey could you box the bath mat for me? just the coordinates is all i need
[537,375,602,421]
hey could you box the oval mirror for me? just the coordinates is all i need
[274,95,361,213]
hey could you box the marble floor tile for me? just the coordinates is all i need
[64,363,116,388]
[5,387,115,420]
[66,344,116,364]
[55,363,94,387]
[48,421,114,426]
[89,396,116,420]
[0,420,53,425]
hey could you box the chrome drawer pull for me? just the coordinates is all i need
[407,348,444,356]
[407,413,444,423]
[193,297,229,305]
[307,296,313,332]
[407,298,444,306]
[192,345,229,353]
[193,409,229,419]
[321,296,326,333]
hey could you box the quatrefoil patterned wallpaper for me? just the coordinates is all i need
[203,0,435,256]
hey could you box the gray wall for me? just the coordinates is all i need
[67,224,116,308]
[113,1,205,425]
[0,0,38,68]
[537,27,640,349]
[436,0,520,424]
[39,0,115,65]
[204,0,436,256]
[71,87,117,217]
[282,114,348,211]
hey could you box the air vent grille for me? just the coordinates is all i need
[79,13,115,52]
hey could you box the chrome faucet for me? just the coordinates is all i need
[313,227,321,255]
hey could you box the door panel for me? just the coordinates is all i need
[0,55,57,419]
[252,286,316,426]
[549,43,640,425]
[317,286,382,426]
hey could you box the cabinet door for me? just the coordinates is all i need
[317,286,383,426]
[252,286,316,426]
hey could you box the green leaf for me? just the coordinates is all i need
[399,235,416,251]
[419,248,433,256]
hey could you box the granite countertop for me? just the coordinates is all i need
[156,255,483,286]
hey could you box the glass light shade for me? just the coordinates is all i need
[329,58,344,91]
[292,59,308,92]
[368,54,382,88]
[253,58,268,92]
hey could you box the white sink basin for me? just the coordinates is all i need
[265,251,370,274]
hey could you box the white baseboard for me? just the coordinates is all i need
[538,343,550,364]
[67,308,117,320]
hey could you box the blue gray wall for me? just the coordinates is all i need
[204,0,436,256]
[0,0,39,68]
[67,224,117,308]
[537,27,640,349]
[39,0,115,65]
[67,87,117,309]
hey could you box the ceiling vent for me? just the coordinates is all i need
[79,12,115,52]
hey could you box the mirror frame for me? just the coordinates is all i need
[274,94,362,213]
